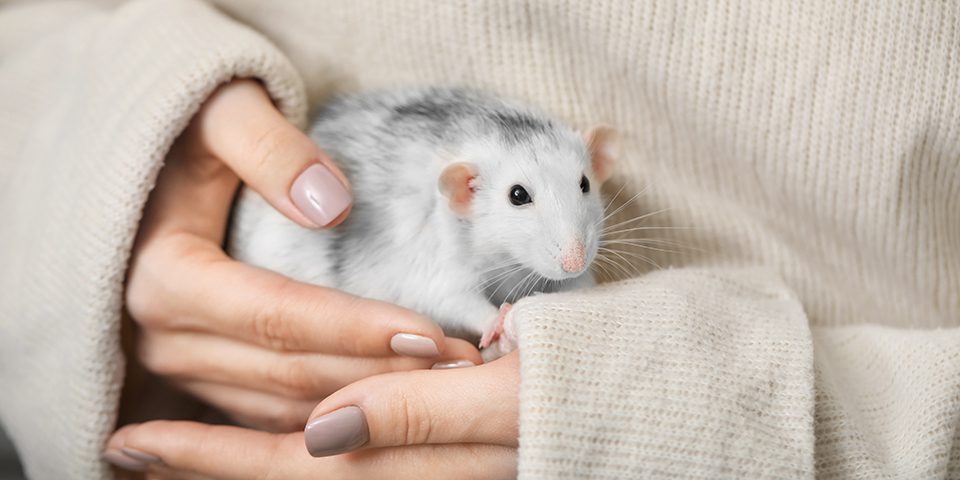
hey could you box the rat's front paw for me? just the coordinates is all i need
[479,303,511,348]
[480,303,516,362]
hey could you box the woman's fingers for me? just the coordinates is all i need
[191,79,351,228]
[132,80,348,247]
[138,330,482,401]
[304,352,520,456]
[127,235,455,358]
[106,422,281,478]
[107,422,517,480]
[174,381,318,432]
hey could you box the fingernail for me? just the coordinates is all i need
[290,163,351,227]
[431,360,476,370]
[103,449,148,472]
[390,333,440,357]
[304,406,369,457]
[121,447,161,465]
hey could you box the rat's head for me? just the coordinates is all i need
[439,122,620,281]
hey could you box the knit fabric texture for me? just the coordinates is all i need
[1,0,958,478]
[0,1,306,478]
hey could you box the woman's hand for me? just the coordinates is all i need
[124,79,481,432]
[106,353,520,479]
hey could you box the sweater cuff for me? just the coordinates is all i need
[96,0,307,128]
[0,1,306,478]
[513,268,815,479]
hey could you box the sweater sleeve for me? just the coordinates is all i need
[513,268,960,479]
[0,1,307,478]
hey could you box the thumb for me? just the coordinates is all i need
[197,79,352,228]
[303,352,520,457]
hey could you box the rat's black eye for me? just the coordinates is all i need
[509,185,532,206]
[580,175,590,194]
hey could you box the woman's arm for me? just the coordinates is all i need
[105,268,960,478]
[0,1,478,478]
[0,1,303,477]
[511,269,960,478]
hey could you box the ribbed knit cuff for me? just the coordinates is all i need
[514,268,815,479]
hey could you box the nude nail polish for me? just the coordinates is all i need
[304,406,369,457]
[121,447,161,464]
[290,163,351,227]
[431,360,476,369]
[103,449,148,472]
[390,333,440,357]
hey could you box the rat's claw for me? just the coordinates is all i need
[478,318,502,349]
[479,303,512,349]
[479,329,499,349]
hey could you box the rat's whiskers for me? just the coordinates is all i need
[599,239,688,256]
[600,207,672,233]
[599,246,661,271]
[593,254,632,281]
[503,270,537,304]
[599,183,627,217]
[591,257,616,280]
[596,186,649,228]
[477,264,525,294]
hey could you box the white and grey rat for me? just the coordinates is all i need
[228,88,619,360]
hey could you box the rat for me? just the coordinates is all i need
[228,87,619,360]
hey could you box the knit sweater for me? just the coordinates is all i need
[0,0,957,478]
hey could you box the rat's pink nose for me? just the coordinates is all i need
[560,241,586,273]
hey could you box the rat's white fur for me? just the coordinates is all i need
[228,88,610,353]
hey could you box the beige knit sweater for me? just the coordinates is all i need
[1,0,958,478]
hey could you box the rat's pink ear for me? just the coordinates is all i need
[438,162,477,217]
[581,125,621,184]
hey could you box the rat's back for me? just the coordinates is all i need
[229,88,508,305]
